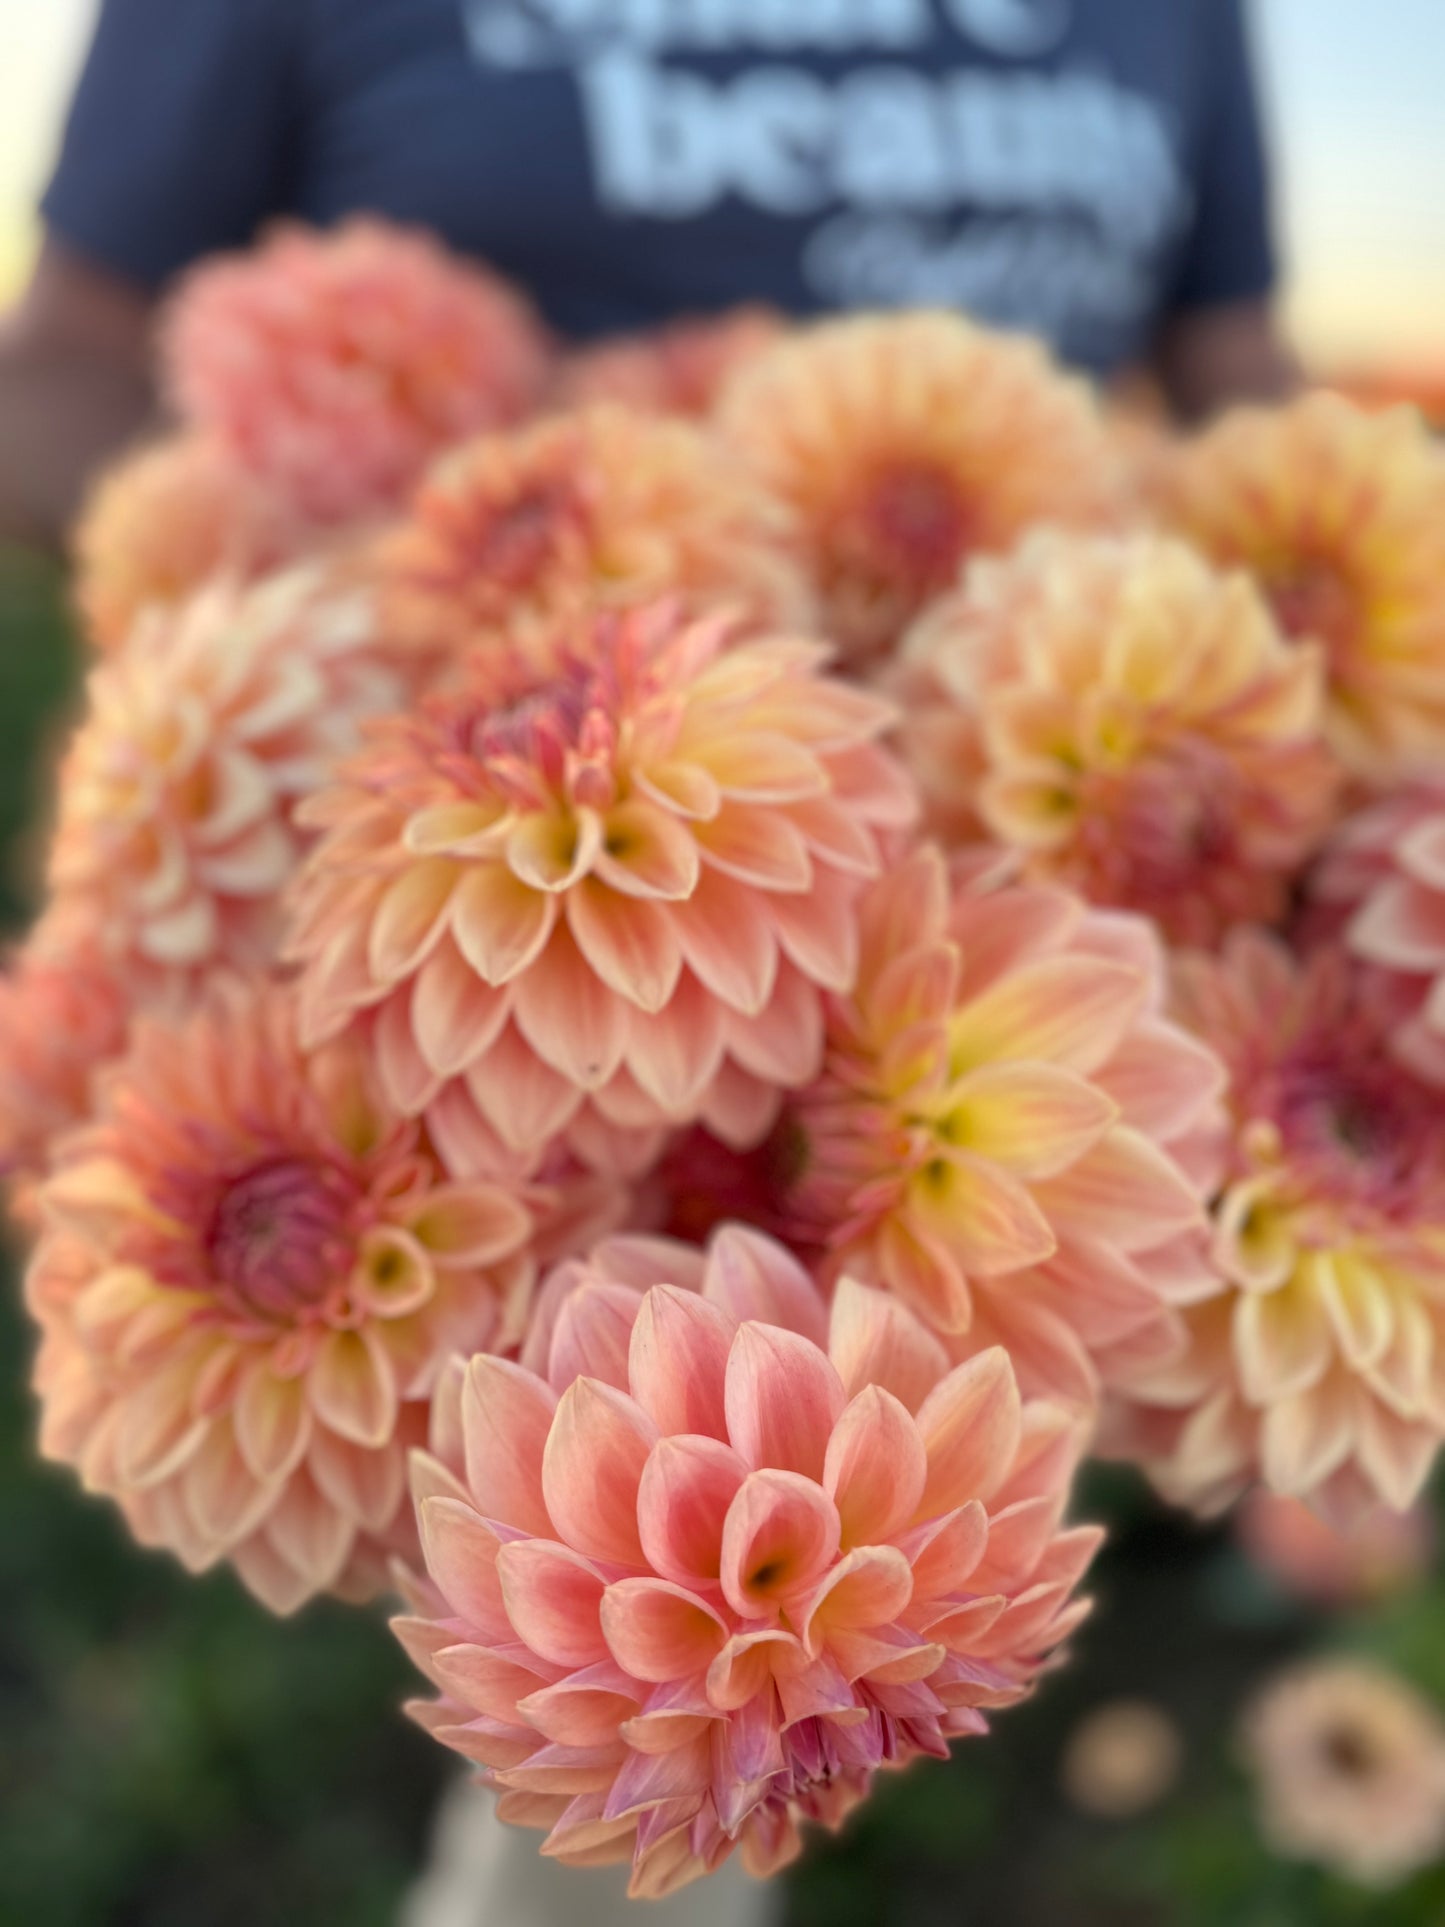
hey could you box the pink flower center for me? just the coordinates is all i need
[205,1156,355,1320]
[1265,560,1356,670]
[461,480,582,591]
[858,460,971,590]
[1262,1037,1443,1219]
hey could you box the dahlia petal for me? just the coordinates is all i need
[671,866,780,1016]
[465,1023,581,1149]
[719,1467,841,1619]
[181,1418,273,1545]
[874,1216,974,1332]
[706,1225,829,1345]
[518,1663,641,1748]
[949,957,1146,1078]
[706,1628,799,1712]
[724,1321,845,1480]
[495,1741,626,1797]
[1033,1128,1202,1249]
[603,1731,714,1822]
[497,1538,612,1668]
[547,1282,645,1393]
[402,802,509,856]
[368,858,457,984]
[901,1500,990,1598]
[1093,1021,1225,1141]
[628,1285,733,1439]
[309,1325,398,1449]
[593,798,700,901]
[722,963,824,1087]
[114,1363,208,1488]
[1235,1285,1333,1405]
[373,989,444,1114]
[449,864,557,986]
[636,1433,748,1588]
[1316,1252,1394,1371]
[696,803,813,892]
[431,1644,556,1724]
[309,1423,407,1534]
[506,808,603,894]
[1258,1381,1355,1496]
[623,973,726,1114]
[827,1276,951,1412]
[566,881,683,1015]
[542,1377,658,1565]
[512,925,629,1088]
[265,1472,354,1590]
[1356,1399,1438,1512]
[234,1361,312,1485]
[408,1183,530,1266]
[914,1348,1022,1517]
[600,1577,729,1682]
[1351,876,1445,973]
[620,1677,722,1756]
[231,1531,316,1616]
[946,1063,1117,1178]
[910,1150,1059,1278]
[766,863,860,994]
[417,1495,511,1632]
[799,1544,914,1659]
[825,1386,927,1546]
[461,1354,557,1537]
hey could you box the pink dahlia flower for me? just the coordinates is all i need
[287,601,915,1173]
[46,564,411,1003]
[23,977,585,1613]
[376,403,810,657]
[73,434,304,653]
[395,1226,1097,1896]
[1110,934,1445,1522]
[786,845,1222,1404]
[896,533,1340,945]
[163,219,553,525]
[554,308,788,419]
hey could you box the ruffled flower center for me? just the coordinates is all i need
[204,1155,356,1319]
[855,459,971,588]
[1264,559,1356,667]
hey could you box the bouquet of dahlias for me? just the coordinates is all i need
[8,215,1445,1900]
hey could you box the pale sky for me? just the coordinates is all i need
[0,0,1442,366]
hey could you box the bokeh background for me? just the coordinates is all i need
[0,5,1443,1924]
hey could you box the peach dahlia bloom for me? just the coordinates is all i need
[377,403,808,656]
[1163,393,1445,777]
[1243,1658,1445,1888]
[1112,934,1445,1522]
[555,307,788,419]
[786,846,1221,1405]
[163,219,552,525]
[287,601,914,1171]
[47,565,409,1001]
[717,312,1121,665]
[26,978,552,1613]
[898,534,1339,944]
[396,1226,1097,1896]
[72,435,303,653]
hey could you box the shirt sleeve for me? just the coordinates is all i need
[1167,0,1280,314]
[41,0,303,291]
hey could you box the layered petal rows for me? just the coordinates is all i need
[1110,935,1445,1522]
[787,846,1222,1404]
[287,601,915,1173]
[397,1227,1096,1895]
[25,978,589,1612]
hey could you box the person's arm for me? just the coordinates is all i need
[1154,300,1299,425]
[0,241,158,549]
[1152,0,1296,421]
[0,0,303,549]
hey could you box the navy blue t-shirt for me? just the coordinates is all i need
[42,0,1278,373]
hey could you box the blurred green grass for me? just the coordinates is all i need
[2,548,1445,1926]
